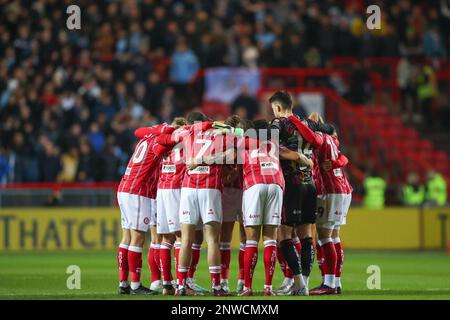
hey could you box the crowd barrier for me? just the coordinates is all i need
[0,207,448,252]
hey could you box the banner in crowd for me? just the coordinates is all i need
[204,67,261,104]
[297,93,325,118]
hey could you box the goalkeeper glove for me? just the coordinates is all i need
[212,122,244,137]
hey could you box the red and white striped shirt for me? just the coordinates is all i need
[158,122,224,190]
[312,152,324,195]
[157,128,186,189]
[118,125,171,198]
[240,138,285,191]
[315,134,353,195]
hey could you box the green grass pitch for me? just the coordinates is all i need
[0,250,449,300]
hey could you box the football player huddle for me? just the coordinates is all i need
[115,91,352,297]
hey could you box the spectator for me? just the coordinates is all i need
[76,139,95,182]
[231,87,260,120]
[397,55,419,120]
[348,60,372,104]
[425,171,448,206]
[363,170,387,210]
[87,123,105,154]
[170,38,199,111]
[423,25,446,59]
[401,172,425,206]
[58,147,79,182]
[417,64,437,126]
[40,142,61,182]
[0,0,449,185]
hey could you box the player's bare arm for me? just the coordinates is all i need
[134,124,176,138]
[322,153,349,171]
[280,147,314,169]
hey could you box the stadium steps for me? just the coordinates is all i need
[340,103,450,195]
[420,128,450,156]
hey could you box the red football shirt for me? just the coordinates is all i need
[157,122,224,190]
[312,152,325,195]
[315,134,352,195]
[118,127,170,198]
[157,128,187,190]
[239,137,285,191]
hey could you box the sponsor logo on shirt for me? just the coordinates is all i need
[188,166,210,175]
[144,217,150,225]
[162,165,176,173]
[260,161,278,171]
[125,167,132,176]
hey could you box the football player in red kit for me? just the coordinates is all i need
[155,118,187,295]
[309,114,352,295]
[218,115,244,294]
[155,117,209,295]
[157,112,230,296]
[116,124,173,295]
[213,118,313,296]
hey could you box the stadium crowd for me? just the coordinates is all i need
[1,0,449,185]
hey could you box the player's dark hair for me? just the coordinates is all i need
[237,118,254,131]
[224,115,241,127]
[252,119,269,130]
[171,117,187,126]
[236,119,253,131]
[252,119,269,141]
[186,111,209,124]
[268,91,293,110]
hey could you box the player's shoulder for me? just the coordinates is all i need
[270,116,291,129]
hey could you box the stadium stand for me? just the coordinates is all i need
[1,0,449,204]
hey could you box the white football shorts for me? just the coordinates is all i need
[156,188,181,234]
[117,192,154,232]
[242,184,283,227]
[179,188,223,225]
[316,193,352,229]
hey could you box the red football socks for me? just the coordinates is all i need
[117,244,129,283]
[220,242,231,281]
[263,240,277,289]
[244,240,258,289]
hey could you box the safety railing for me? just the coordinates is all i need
[0,182,118,207]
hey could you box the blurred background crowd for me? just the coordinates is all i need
[0,0,449,206]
